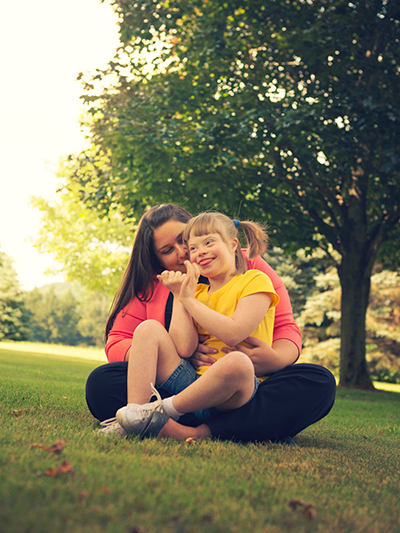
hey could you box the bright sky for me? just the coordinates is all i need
[0,0,120,291]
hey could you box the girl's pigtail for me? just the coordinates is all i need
[238,220,268,259]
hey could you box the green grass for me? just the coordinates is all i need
[0,344,399,533]
[0,340,105,361]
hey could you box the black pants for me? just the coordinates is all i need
[86,362,336,443]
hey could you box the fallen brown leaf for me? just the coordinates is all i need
[44,460,74,477]
[303,504,317,520]
[78,490,89,504]
[30,439,67,454]
[11,409,25,417]
[289,499,316,520]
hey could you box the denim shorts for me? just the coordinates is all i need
[158,358,260,422]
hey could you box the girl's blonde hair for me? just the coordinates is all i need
[183,212,268,274]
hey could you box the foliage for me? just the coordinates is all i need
[1,346,400,533]
[32,159,134,297]
[23,287,87,346]
[21,284,111,347]
[265,246,333,319]
[76,291,111,347]
[0,250,28,341]
[299,267,400,382]
[75,0,400,258]
[61,0,400,388]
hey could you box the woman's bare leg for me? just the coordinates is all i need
[127,320,182,404]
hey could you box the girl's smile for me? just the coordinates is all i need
[188,233,238,289]
[198,257,215,267]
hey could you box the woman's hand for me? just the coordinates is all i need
[157,270,186,297]
[221,337,298,375]
[221,336,275,375]
[189,335,218,369]
[158,261,199,301]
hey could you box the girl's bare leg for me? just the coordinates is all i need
[127,320,182,404]
[173,351,255,415]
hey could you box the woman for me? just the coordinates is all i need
[86,204,336,442]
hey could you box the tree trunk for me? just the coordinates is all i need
[338,249,375,390]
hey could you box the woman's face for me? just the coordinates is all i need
[153,220,189,272]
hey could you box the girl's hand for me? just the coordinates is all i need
[179,260,200,301]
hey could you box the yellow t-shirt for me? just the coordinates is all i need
[194,269,279,379]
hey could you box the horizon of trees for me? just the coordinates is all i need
[1,245,399,384]
[0,249,110,347]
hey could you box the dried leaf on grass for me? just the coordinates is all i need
[184,437,197,445]
[289,499,316,520]
[30,439,67,454]
[43,460,74,477]
[11,409,25,417]
[78,490,89,504]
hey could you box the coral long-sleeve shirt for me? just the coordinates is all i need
[105,252,302,362]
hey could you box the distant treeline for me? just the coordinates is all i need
[1,248,399,382]
[0,250,109,347]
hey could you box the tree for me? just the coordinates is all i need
[77,291,111,347]
[23,287,88,345]
[32,158,133,297]
[298,266,400,383]
[0,250,28,341]
[67,0,400,388]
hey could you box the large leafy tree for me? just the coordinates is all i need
[32,156,133,297]
[68,0,400,388]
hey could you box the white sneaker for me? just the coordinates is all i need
[97,417,127,437]
[116,383,164,435]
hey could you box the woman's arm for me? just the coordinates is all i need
[245,254,302,356]
[221,337,298,375]
[105,300,148,363]
[189,254,301,371]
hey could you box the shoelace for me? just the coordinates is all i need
[99,417,119,428]
[149,382,162,404]
[135,383,163,419]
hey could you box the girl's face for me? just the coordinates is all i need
[188,232,238,280]
[153,220,189,272]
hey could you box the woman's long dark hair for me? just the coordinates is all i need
[105,204,192,340]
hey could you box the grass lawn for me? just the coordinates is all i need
[0,343,399,533]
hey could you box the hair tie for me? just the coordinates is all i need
[233,219,240,228]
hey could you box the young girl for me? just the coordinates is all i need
[115,212,279,438]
